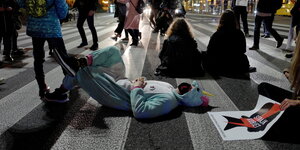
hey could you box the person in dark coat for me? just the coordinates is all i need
[155,18,204,77]
[204,10,255,75]
[249,0,283,50]
[73,0,98,50]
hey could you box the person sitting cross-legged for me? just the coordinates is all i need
[46,46,210,119]
[203,10,256,75]
[155,18,204,77]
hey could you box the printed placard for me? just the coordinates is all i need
[208,95,284,140]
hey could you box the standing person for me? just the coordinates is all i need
[285,0,300,58]
[11,1,25,56]
[149,0,162,32]
[231,0,250,37]
[119,0,141,46]
[204,10,256,75]
[45,46,209,118]
[0,0,19,63]
[249,0,283,50]
[155,18,204,77]
[73,0,98,50]
[111,0,127,41]
[17,0,68,99]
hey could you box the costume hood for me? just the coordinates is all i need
[173,80,204,107]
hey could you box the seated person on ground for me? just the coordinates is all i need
[45,46,210,119]
[258,35,300,142]
[204,10,256,75]
[155,18,204,77]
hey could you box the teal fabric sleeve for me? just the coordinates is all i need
[130,88,179,118]
[90,46,123,68]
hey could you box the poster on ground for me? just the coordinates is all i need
[208,95,284,141]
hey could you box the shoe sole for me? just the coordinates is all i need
[43,97,70,103]
[53,49,76,77]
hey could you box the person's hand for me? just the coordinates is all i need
[280,99,300,110]
[132,77,147,89]
[88,10,95,16]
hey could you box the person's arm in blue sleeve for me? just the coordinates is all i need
[55,0,68,19]
[129,77,178,118]
[130,88,177,118]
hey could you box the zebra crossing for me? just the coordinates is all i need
[0,13,299,149]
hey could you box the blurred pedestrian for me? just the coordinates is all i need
[73,0,98,50]
[0,0,19,63]
[111,0,127,41]
[11,1,25,56]
[249,0,283,50]
[149,0,162,32]
[155,18,204,77]
[204,10,256,75]
[231,0,250,37]
[118,0,141,46]
[285,0,300,58]
[17,0,69,99]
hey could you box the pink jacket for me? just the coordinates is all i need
[118,0,140,29]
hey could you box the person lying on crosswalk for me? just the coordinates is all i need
[45,46,210,118]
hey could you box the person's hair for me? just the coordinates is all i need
[217,9,239,31]
[290,34,300,97]
[165,18,194,39]
[178,82,192,95]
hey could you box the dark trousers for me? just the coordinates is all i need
[77,12,98,45]
[114,15,126,35]
[253,14,282,47]
[32,37,68,89]
[258,82,300,143]
[12,29,18,50]
[127,29,139,44]
[233,6,249,34]
[1,31,12,56]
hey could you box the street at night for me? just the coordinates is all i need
[0,11,299,149]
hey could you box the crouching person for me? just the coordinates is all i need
[46,46,209,118]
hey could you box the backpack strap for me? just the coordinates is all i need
[130,0,137,10]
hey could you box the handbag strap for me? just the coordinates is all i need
[130,0,137,10]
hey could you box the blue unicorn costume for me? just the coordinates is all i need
[64,46,207,118]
